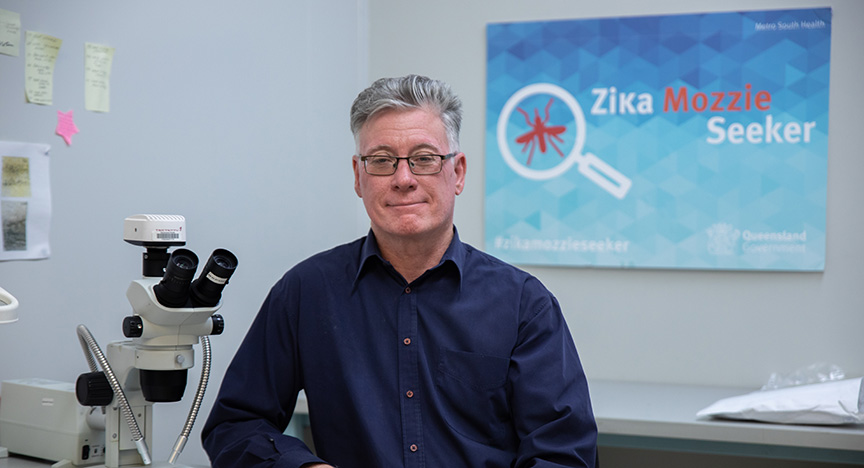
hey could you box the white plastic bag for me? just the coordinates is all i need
[697,377,864,425]
[761,362,845,391]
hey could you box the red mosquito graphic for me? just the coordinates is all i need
[515,98,567,166]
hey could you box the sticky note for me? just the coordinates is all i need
[56,109,79,145]
[25,31,62,105]
[85,42,114,113]
[0,8,21,57]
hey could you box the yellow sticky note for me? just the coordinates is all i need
[25,31,62,105]
[85,42,114,113]
[0,8,21,57]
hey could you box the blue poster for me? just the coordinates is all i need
[485,8,831,271]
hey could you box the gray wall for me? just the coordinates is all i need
[0,1,368,465]
[0,0,862,466]
[367,0,864,388]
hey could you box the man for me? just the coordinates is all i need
[202,75,598,467]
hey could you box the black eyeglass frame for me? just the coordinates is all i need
[358,152,457,176]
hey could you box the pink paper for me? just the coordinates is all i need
[56,109,79,145]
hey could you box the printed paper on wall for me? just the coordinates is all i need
[0,141,51,260]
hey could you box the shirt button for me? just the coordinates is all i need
[403,337,411,345]
[406,390,414,398]
[410,444,418,452]
[405,286,411,294]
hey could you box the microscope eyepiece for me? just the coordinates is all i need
[153,248,199,308]
[190,249,237,308]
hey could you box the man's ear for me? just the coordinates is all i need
[353,156,363,198]
[453,152,466,195]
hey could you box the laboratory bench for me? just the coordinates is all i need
[0,455,46,468]
[289,379,864,465]
[0,457,209,468]
[591,380,864,464]
[3,380,863,467]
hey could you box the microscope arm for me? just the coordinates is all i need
[77,325,153,466]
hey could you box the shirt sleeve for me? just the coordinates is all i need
[509,277,598,468]
[201,275,329,468]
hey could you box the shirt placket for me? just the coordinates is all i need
[397,284,424,467]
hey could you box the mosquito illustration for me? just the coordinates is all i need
[515,98,567,166]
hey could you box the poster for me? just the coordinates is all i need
[0,141,51,260]
[485,8,831,271]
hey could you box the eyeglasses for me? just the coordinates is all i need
[359,153,456,176]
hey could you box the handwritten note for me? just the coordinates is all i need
[85,42,114,113]
[25,31,62,105]
[0,8,20,57]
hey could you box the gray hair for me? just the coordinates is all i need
[350,75,462,152]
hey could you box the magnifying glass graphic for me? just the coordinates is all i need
[496,83,632,199]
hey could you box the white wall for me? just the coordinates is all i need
[0,1,368,465]
[367,0,864,388]
[1,0,862,466]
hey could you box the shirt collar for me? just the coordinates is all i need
[354,227,465,289]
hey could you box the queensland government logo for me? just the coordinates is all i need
[706,223,809,256]
[496,83,632,199]
[706,223,740,256]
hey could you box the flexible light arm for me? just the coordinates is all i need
[167,335,212,464]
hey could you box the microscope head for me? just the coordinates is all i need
[121,215,237,401]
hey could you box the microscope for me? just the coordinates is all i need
[75,215,237,468]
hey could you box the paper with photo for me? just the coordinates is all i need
[0,141,51,260]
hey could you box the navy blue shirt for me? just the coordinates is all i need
[202,230,597,467]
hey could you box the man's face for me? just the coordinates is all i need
[353,107,466,244]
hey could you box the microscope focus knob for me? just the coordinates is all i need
[76,371,114,406]
[123,315,144,338]
[211,314,225,335]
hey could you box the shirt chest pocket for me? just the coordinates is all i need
[435,347,514,446]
